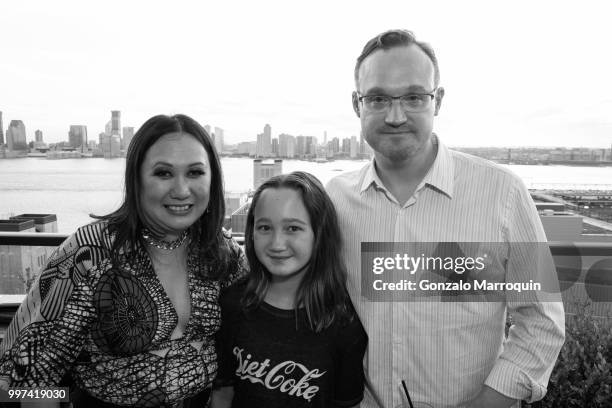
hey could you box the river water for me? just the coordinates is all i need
[1,157,612,233]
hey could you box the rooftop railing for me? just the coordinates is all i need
[1,232,612,318]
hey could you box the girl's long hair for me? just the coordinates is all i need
[93,114,231,279]
[243,171,352,332]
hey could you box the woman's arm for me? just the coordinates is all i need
[0,230,99,387]
[220,233,249,289]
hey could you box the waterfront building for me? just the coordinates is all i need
[0,214,57,294]
[204,125,212,136]
[360,131,365,154]
[296,135,306,157]
[68,125,88,151]
[104,121,112,136]
[278,133,295,158]
[111,110,121,136]
[0,111,4,145]
[33,141,47,150]
[237,141,256,155]
[33,130,47,150]
[326,137,340,158]
[214,126,224,154]
[341,137,351,155]
[256,124,272,157]
[6,120,27,151]
[305,136,317,157]
[271,138,278,156]
[253,159,282,189]
[122,126,134,150]
[350,135,358,158]
[99,134,121,158]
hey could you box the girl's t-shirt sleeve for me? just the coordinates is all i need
[332,314,368,407]
[0,231,98,387]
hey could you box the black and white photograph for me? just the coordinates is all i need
[1,1,612,407]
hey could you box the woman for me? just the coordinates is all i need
[0,114,247,407]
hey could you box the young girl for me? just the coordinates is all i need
[212,171,367,408]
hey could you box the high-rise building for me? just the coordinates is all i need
[350,135,359,158]
[342,137,351,154]
[271,138,278,156]
[278,133,295,158]
[68,125,87,150]
[204,125,212,136]
[35,130,43,142]
[256,124,272,157]
[327,137,340,157]
[305,136,317,156]
[0,111,4,145]
[296,136,306,157]
[360,131,366,154]
[214,126,224,154]
[7,120,27,151]
[111,111,121,136]
[122,127,134,150]
[105,120,112,136]
[99,134,121,158]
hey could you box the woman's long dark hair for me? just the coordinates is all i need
[94,114,228,278]
[243,171,352,332]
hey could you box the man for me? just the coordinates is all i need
[327,29,565,408]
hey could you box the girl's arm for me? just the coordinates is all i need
[210,386,234,408]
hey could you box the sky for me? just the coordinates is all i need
[1,0,611,148]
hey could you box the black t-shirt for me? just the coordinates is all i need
[217,283,367,408]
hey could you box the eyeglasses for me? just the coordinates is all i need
[357,89,437,113]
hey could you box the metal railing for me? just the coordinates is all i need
[1,232,612,313]
[0,232,68,246]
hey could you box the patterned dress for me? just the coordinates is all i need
[0,221,247,407]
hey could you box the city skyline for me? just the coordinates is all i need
[3,110,612,156]
[2,1,612,148]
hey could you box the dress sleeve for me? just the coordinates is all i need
[221,234,249,289]
[332,314,368,407]
[484,177,565,403]
[0,231,98,387]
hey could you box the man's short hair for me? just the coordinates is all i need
[354,29,440,89]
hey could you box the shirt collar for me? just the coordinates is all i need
[359,135,454,199]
